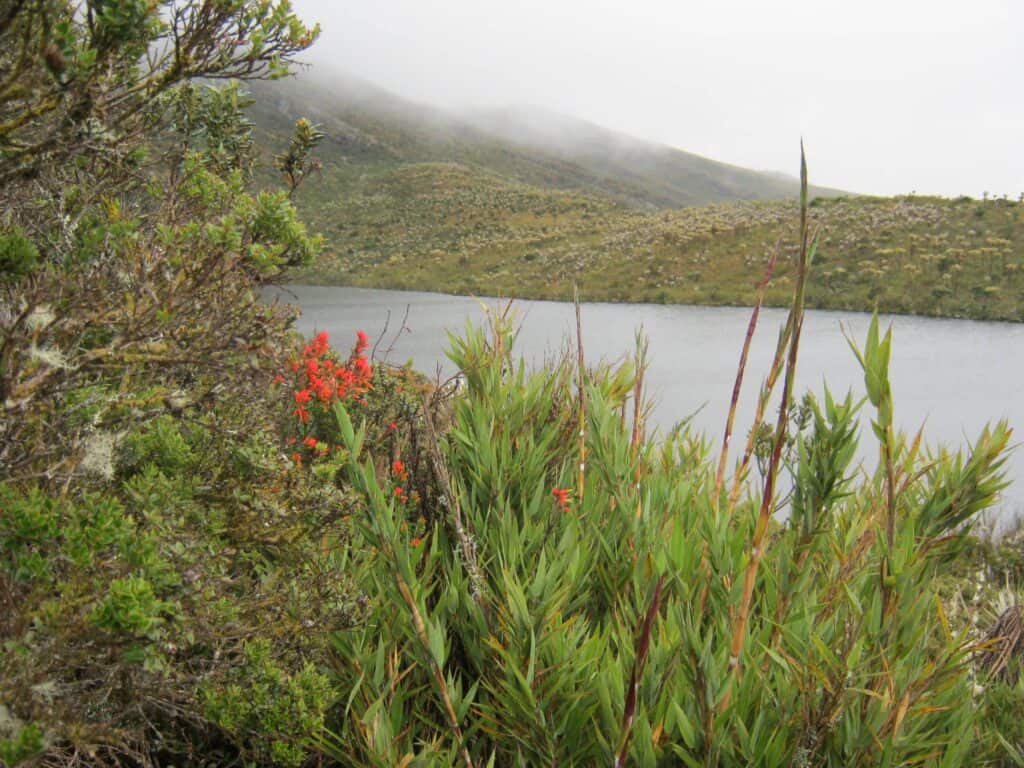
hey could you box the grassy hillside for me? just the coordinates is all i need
[246,74,843,210]
[287,160,1024,321]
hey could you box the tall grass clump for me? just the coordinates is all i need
[323,150,1011,766]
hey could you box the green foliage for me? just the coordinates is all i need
[979,679,1024,767]
[63,493,133,568]
[0,722,45,767]
[276,117,325,195]
[118,415,196,477]
[248,189,323,271]
[0,227,39,282]
[789,388,860,540]
[0,0,319,182]
[202,639,336,768]
[90,575,172,638]
[0,485,60,581]
[166,82,257,175]
[0,485,132,582]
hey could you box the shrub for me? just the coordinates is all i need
[0,723,45,768]
[118,416,197,477]
[90,575,172,638]
[322,310,1010,766]
[202,639,336,768]
[0,227,39,283]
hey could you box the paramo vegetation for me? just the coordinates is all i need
[293,162,1024,321]
[3,2,1024,767]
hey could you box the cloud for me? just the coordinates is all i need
[291,0,1023,197]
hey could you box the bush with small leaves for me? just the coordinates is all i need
[202,639,336,768]
[90,575,173,638]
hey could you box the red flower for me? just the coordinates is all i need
[411,536,422,547]
[552,487,572,513]
[392,459,406,476]
[303,436,318,448]
[294,389,311,405]
[313,378,333,402]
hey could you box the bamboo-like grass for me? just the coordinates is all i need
[324,149,1013,767]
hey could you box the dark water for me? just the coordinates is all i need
[269,285,1024,524]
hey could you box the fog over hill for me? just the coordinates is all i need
[247,72,845,209]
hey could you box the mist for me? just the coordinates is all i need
[288,0,1023,199]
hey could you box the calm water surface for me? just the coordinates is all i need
[270,285,1024,523]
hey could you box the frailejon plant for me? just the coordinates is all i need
[322,151,1012,767]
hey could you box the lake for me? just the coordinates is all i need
[269,284,1024,525]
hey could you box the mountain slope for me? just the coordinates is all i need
[466,105,845,207]
[246,73,843,209]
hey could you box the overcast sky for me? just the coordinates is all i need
[291,0,1022,198]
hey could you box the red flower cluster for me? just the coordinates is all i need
[392,458,411,503]
[287,330,372,424]
[552,487,572,513]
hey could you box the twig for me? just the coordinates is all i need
[720,143,814,714]
[394,574,475,768]
[713,239,781,513]
[375,303,412,364]
[614,574,665,768]
[574,284,587,504]
[421,393,487,607]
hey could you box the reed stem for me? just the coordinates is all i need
[720,143,813,714]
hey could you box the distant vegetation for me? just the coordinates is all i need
[246,76,1023,322]
[286,160,1024,321]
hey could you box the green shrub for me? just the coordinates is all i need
[0,722,45,767]
[202,639,336,768]
[323,303,1007,766]
[0,485,60,581]
[978,678,1024,766]
[62,493,132,568]
[118,416,196,477]
[90,575,172,638]
[0,228,39,282]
